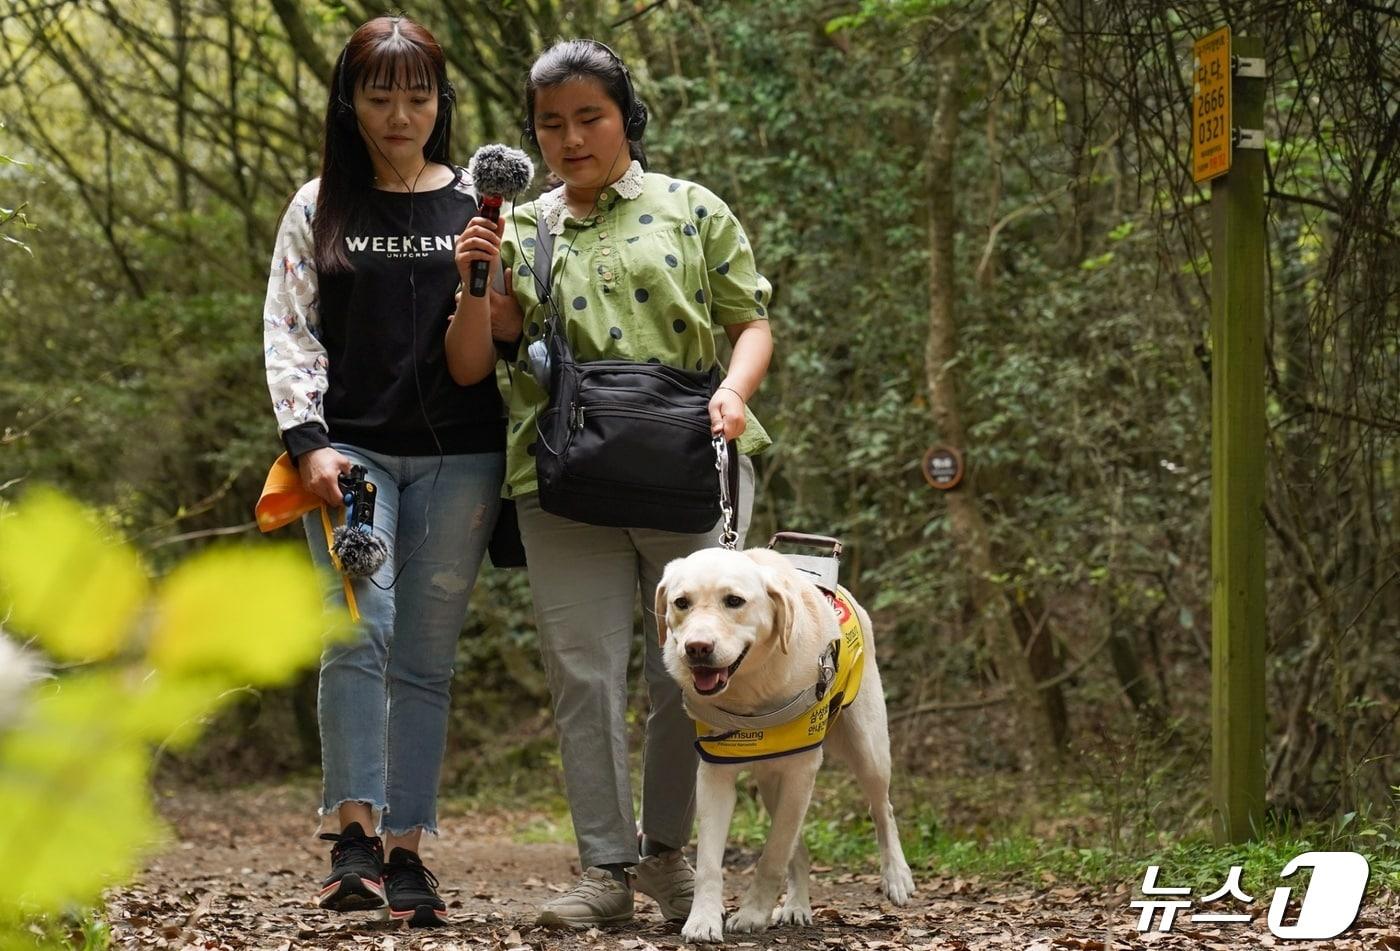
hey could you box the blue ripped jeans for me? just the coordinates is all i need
[303,443,504,836]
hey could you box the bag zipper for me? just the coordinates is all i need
[573,401,711,434]
[578,362,714,387]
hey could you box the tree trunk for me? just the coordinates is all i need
[1057,0,1094,266]
[1105,596,1160,716]
[925,32,1061,764]
[1010,591,1071,748]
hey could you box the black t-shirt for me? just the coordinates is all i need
[283,168,504,459]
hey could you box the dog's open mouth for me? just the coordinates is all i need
[691,646,749,696]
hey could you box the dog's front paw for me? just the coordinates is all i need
[681,909,726,944]
[882,863,916,905]
[726,905,772,934]
[774,902,813,927]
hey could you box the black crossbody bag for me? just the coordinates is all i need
[528,211,738,534]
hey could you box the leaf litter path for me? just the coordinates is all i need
[106,785,1397,951]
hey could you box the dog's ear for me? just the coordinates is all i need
[654,565,672,646]
[763,567,799,655]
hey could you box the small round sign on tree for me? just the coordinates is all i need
[922,446,964,490]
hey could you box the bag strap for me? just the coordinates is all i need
[489,201,556,332]
[533,208,562,333]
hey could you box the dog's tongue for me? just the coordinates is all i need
[693,667,728,693]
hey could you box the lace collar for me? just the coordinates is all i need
[538,160,645,236]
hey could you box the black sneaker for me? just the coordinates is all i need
[317,822,386,911]
[384,847,448,927]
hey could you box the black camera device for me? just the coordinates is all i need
[338,465,377,533]
[332,465,387,579]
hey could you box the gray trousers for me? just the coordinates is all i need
[516,455,755,869]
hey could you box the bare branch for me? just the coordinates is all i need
[269,0,332,80]
[612,0,671,28]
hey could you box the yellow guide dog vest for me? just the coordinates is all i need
[693,585,866,764]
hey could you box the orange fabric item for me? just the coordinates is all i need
[255,452,321,533]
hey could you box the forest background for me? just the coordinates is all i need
[1,0,1397,895]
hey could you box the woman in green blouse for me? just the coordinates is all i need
[473,39,774,930]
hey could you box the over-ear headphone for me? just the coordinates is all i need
[521,39,648,148]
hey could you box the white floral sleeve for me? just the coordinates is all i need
[263,179,328,440]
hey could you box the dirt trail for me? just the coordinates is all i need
[103,785,1395,950]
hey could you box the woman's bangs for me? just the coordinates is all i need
[357,41,436,93]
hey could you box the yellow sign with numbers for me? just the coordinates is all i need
[1193,26,1231,183]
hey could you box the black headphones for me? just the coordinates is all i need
[522,39,648,148]
[332,42,457,129]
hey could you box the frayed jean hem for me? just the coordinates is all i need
[317,798,387,834]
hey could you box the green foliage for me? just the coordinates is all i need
[1,0,1396,868]
[0,489,347,943]
[1142,811,1400,897]
[8,911,110,951]
[826,0,960,33]
[719,772,1400,893]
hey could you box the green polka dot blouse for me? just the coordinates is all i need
[497,163,772,499]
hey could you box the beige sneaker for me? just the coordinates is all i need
[630,850,694,921]
[536,867,634,929]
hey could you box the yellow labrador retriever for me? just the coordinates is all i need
[656,547,915,943]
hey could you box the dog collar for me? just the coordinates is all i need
[684,637,839,731]
[689,585,867,764]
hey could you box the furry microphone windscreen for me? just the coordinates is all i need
[468,144,534,198]
[332,525,388,579]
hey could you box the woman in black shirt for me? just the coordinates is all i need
[261,15,503,927]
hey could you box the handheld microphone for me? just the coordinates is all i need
[466,145,534,297]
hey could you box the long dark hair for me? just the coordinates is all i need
[524,40,648,170]
[314,15,454,273]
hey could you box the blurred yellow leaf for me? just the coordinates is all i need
[147,544,346,684]
[119,672,236,749]
[0,676,163,919]
[0,511,346,933]
[0,488,148,661]
[6,669,224,749]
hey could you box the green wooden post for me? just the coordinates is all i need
[1210,33,1267,844]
